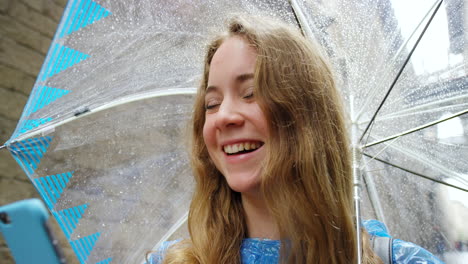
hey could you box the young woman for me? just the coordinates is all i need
[149,15,444,264]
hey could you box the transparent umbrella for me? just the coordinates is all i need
[2,0,467,263]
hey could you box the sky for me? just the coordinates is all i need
[391,0,454,75]
[445,178,468,208]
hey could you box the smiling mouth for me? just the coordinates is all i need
[223,141,264,155]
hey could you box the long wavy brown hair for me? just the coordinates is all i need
[160,15,382,264]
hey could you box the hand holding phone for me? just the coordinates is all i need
[0,199,66,264]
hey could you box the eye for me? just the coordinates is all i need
[243,87,254,99]
[243,92,254,99]
[205,98,221,111]
[205,103,220,110]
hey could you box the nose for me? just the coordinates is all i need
[214,99,244,129]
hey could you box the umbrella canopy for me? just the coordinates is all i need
[2,0,467,263]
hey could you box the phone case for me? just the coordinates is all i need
[0,199,66,264]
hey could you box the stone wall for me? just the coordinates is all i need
[0,1,79,263]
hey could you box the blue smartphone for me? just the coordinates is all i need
[0,199,66,264]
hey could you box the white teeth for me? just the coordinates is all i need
[238,144,244,151]
[223,142,261,154]
[244,143,251,151]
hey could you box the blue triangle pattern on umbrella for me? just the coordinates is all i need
[70,232,101,264]
[58,0,111,38]
[25,86,70,116]
[33,172,74,210]
[52,203,88,239]
[96,258,112,264]
[16,118,53,136]
[9,136,53,175]
[39,43,90,81]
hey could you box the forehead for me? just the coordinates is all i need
[208,36,257,80]
[211,36,256,61]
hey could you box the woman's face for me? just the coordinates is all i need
[203,36,269,194]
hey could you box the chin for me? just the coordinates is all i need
[226,176,261,194]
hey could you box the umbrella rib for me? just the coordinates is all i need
[359,0,443,143]
[147,211,189,260]
[357,98,468,127]
[9,87,197,143]
[363,108,468,148]
[376,74,468,114]
[379,136,468,186]
[288,0,315,39]
[288,0,306,36]
[362,138,400,168]
[362,153,468,193]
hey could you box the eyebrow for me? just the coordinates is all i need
[206,73,254,92]
[236,73,254,82]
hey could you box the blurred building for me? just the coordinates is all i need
[446,0,465,55]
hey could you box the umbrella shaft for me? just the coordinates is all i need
[351,117,363,264]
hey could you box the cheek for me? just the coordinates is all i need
[253,105,269,137]
[202,118,215,149]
